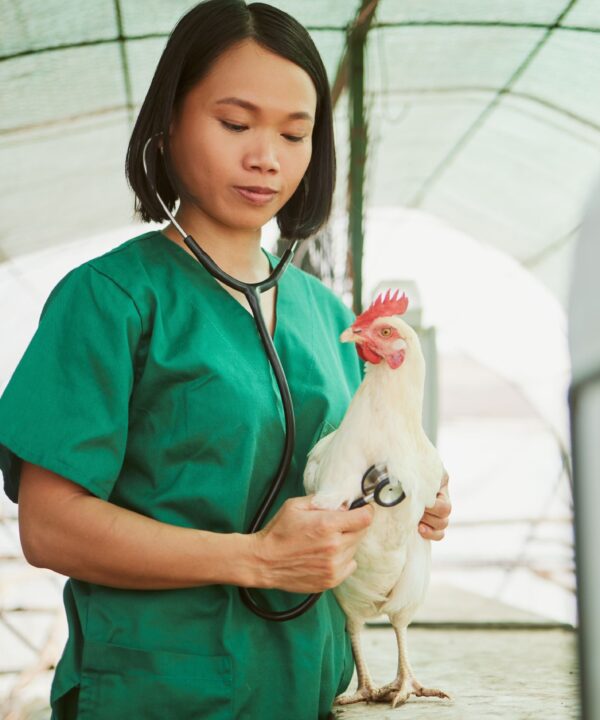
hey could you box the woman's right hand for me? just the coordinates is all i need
[248,495,374,593]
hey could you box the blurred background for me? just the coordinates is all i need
[1,1,599,718]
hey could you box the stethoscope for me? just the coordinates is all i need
[142,135,406,622]
[349,464,406,510]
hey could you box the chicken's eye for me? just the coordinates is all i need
[380,327,392,337]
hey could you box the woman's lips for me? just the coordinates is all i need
[234,187,278,206]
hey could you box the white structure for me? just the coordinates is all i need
[569,177,600,720]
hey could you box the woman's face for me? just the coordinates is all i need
[169,39,317,232]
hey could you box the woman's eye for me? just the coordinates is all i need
[283,134,305,143]
[220,121,304,143]
[220,120,247,133]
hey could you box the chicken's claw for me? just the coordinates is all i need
[374,676,452,707]
[334,686,378,705]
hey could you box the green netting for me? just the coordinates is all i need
[351,19,600,289]
[1,0,117,57]
[1,0,600,304]
[377,0,569,25]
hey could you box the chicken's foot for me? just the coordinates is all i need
[374,623,451,707]
[374,675,451,708]
[334,621,379,705]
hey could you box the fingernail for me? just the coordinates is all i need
[419,523,427,534]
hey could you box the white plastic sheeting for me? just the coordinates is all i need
[1,1,600,306]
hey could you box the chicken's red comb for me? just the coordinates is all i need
[353,289,409,329]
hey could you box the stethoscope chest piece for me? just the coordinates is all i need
[350,463,407,509]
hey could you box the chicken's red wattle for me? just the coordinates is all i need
[357,343,382,365]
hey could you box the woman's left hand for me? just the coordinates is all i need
[418,472,451,541]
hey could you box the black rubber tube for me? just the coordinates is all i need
[184,235,321,621]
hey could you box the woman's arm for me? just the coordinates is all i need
[18,461,373,593]
[19,461,252,589]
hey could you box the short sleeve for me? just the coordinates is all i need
[0,263,143,503]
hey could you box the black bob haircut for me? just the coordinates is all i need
[126,0,335,241]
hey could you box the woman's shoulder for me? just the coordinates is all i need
[43,230,167,327]
[83,228,162,290]
[271,253,356,327]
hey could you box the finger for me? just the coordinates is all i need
[335,504,374,533]
[437,489,451,507]
[424,496,452,516]
[337,546,356,570]
[339,524,371,551]
[436,475,450,500]
[421,512,449,530]
[340,558,358,582]
[337,543,360,565]
[295,494,320,509]
[437,497,452,516]
[419,523,445,541]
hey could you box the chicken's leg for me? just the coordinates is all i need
[374,620,451,707]
[334,620,378,705]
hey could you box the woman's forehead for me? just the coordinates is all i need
[188,40,317,117]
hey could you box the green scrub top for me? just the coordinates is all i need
[0,230,364,720]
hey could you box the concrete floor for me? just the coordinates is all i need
[8,626,579,720]
[1,578,579,719]
[334,626,579,720]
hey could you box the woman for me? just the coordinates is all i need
[0,2,451,718]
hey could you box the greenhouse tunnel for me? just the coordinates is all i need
[1,1,599,717]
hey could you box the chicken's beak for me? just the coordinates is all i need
[340,327,363,344]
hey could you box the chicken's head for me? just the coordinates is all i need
[340,289,414,370]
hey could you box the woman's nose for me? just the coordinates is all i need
[244,133,280,173]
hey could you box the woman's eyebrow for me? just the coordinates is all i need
[214,96,313,122]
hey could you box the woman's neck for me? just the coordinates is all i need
[161,205,269,282]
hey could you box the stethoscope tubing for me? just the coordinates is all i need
[182,235,322,621]
[141,137,321,620]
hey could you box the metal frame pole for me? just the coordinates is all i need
[347,24,368,315]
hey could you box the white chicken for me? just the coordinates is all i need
[304,289,451,708]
